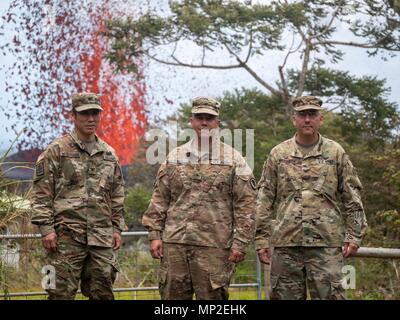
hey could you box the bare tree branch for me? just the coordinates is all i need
[201,46,206,65]
[278,32,303,101]
[288,4,310,98]
[240,62,281,97]
[244,29,254,63]
[327,94,349,112]
[171,41,178,59]
[278,65,289,101]
[281,33,303,70]
[311,6,340,40]
[319,40,400,51]
[293,21,307,42]
[222,41,281,97]
[296,39,311,97]
[146,53,242,69]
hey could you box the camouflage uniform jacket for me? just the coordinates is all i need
[255,134,367,249]
[30,130,126,247]
[142,140,257,253]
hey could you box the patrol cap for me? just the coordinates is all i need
[292,96,323,112]
[191,97,220,116]
[72,92,103,112]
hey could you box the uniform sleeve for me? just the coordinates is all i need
[255,152,278,250]
[30,147,58,236]
[338,153,368,247]
[231,160,257,253]
[142,163,171,241]
[111,161,127,234]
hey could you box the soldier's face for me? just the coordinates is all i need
[72,109,102,137]
[190,113,220,138]
[292,110,324,137]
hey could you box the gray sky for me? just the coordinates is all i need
[1,0,399,152]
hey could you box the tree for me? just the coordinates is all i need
[171,65,398,176]
[348,147,400,250]
[104,0,400,113]
[124,185,152,230]
[288,66,400,150]
[172,88,292,177]
[124,137,160,189]
[169,86,400,258]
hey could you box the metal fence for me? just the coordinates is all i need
[261,246,400,300]
[0,231,262,300]
[1,231,400,300]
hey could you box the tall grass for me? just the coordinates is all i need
[0,133,33,298]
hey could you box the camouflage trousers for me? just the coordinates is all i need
[159,243,235,300]
[270,247,346,300]
[45,232,118,300]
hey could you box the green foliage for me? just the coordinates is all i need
[124,185,152,230]
[360,149,400,247]
[105,0,283,68]
[347,258,400,299]
[175,88,294,178]
[170,84,400,255]
[125,138,160,190]
[105,0,399,109]
[0,135,31,231]
[61,1,400,298]
[289,67,400,150]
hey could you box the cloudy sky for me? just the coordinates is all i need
[1,0,399,152]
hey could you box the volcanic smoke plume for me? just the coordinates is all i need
[1,0,147,165]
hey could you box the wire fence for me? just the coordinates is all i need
[1,231,400,300]
[0,231,262,300]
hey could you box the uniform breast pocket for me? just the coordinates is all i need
[209,165,232,193]
[60,152,81,184]
[318,163,338,199]
[98,162,115,192]
[171,164,194,190]
[277,159,302,195]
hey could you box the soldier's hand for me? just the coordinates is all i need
[112,232,122,250]
[229,249,245,263]
[42,232,58,251]
[343,242,358,258]
[150,240,163,259]
[257,248,271,264]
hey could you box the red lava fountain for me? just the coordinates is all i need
[1,1,147,165]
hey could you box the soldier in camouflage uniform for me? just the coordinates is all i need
[255,96,368,300]
[142,97,257,300]
[30,92,126,300]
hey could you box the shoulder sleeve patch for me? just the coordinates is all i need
[35,161,45,177]
[250,178,257,190]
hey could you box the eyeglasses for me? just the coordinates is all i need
[295,110,320,118]
[193,114,217,121]
[77,109,101,117]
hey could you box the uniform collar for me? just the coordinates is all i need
[186,139,212,161]
[182,138,227,163]
[290,133,323,158]
[70,130,107,155]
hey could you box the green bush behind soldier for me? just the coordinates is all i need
[30,92,126,300]
[255,96,368,300]
[142,97,257,300]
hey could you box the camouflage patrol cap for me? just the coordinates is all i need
[191,97,220,116]
[292,96,323,112]
[72,92,103,112]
